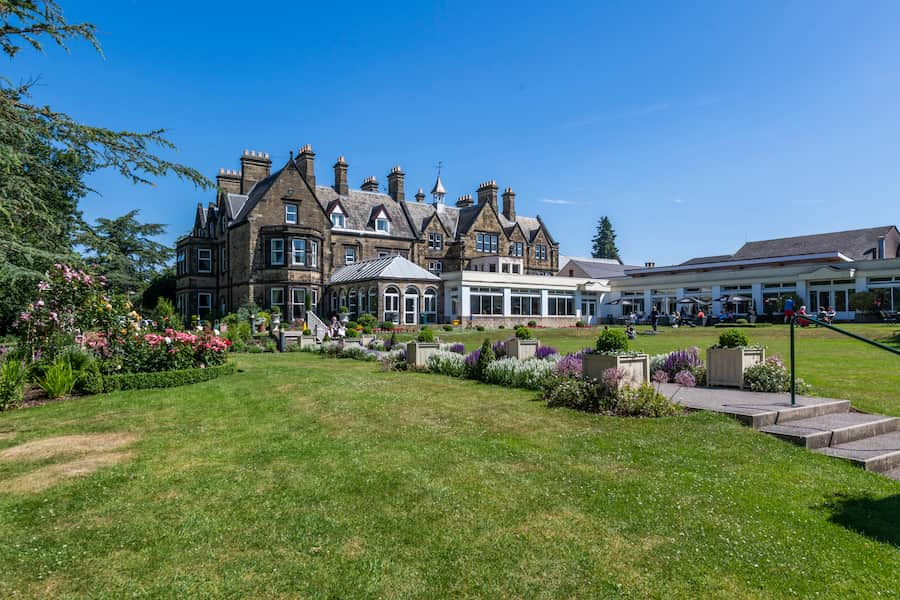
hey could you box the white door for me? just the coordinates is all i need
[581,300,597,325]
[404,293,418,325]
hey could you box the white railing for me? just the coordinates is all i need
[307,310,329,341]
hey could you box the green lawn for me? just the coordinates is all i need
[400,323,900,416]
[1,353,899,598]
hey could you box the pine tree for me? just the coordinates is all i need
[591,216,621,261]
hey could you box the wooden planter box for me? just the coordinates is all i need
[341,338,364,348]
[505,338,539,361]
[583,353,650,386]
[299,335,318,349]
[406,341,440,369]
[360,334,377,347]
[707,346,765,388]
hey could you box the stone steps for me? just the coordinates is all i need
[816,430,900,474]
[760,413,900,449]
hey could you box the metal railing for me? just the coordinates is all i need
[789,314,900,405]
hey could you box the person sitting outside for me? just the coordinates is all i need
[696,309,705,326]
[797,305,810,327]
[718,310,728,323]
[824,306,836,324]
[626,325,636,340]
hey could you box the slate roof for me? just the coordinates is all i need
[315,186,417,238]
[732,226,897,261]
[225,193,249,220]
[561,257,639,279]
[233,171,280,223]
[680,254,733,266]
[327,255,441,285]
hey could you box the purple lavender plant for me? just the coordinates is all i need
[556,354,583,377]
[661,346,702,380]
[449,343,466,354]
[464,349,481,369]
[601,367,626,390]
[535,345,559,360]
[492,340,507,358]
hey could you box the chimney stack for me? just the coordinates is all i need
[415,188,425,203]
[296,144,316,188]
[878,235,887,260]
[644,261,656,268]
[476,180,499,211]
[239,149,271,193]
[502,187,516,221]
[455,194,474,208]
[333,156,348,195]
[216,168,242,195]
[361,176,379,192]
[387,165,405,202]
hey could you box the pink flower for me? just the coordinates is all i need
[653,370,669,384]
[19,311,31,322]
[38,281,50,291]
[674,370,696,388]
[49,311,58,322]
[36,299,45,307]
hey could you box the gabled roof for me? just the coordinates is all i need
[327,255,441,285]
[224,193,248,220]
[315,186,416,238]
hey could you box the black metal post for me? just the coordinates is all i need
[790,317,796,406]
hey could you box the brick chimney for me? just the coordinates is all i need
[644,261,656,268]
[502,187,516,221]
[361,176,379,192]
[456,194,474,208]
[216,168,242,195]
[239,149,271,193]
[387,165,405,202]
[296,144,316,188]
[333,155,348,195]
[476,180,499,211]
[415,188,425,203]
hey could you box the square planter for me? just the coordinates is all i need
[299,335,318,349]
[505,338,539,361]
[406,341,440,369]
[707,346,765,388]
[360,334,377,347]
[583,353,650,386]
[341,338,364,348]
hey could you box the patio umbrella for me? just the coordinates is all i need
[605,299,634,306]
[726,295,752,303]
[677,297,708,305]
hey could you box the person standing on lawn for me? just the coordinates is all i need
[650,306,660,332]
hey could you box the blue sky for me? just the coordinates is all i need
[9,1,900,266]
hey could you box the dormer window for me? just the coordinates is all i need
[330,206,346,228]
[285,203,298,224]
[375,217,390,233]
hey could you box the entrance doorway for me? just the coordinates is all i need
[581,300,597,325]
[404,287,418,325]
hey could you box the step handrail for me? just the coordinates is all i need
[789,314,900,405]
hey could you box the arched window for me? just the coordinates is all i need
[404,286,419,325]
[384,286,400,324]
[423,288,438,323]
[369,287,377,318]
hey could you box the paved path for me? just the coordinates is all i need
[659,384,900,481]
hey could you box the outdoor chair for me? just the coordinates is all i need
[881,310,898,324]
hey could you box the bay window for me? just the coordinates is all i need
[270,239,285,266]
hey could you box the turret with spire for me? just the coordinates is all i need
[430,161,446,205]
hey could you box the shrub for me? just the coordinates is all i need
[340,346,368,360]
[611,384,679,417]
[361,326,373,335]
[0,358,26,411]
[442,325,453,332]
[427,350,467,377]
[226,321,252,344]
[248,345,264,354]
[345,328,360,338]
[492,340,507,359]
[417,327,435,343]
[535,345,558,360]
[743,356,810,393]
[514,325,532,340]
[595,328,629,353]
[575,321,587,328]
[527,320,538,327]
[387,331,397,350]
[339,306,350,314]
[544,377,605,411]
[38,359,77,399]
[465,340,494,380]
[498,325,505,329]
[380,322,395,332]
[264,340,278,352]
[449,343,465,354]
[476,325,485,332]
[346,321,359,331]
[483,357,558,390]
[735,318,749,325]
[357,313,378,329]
[100,363,236,393]
[717,329,749,348]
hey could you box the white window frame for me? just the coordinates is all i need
[344,246,356,265]
[375,217,390,233]
[285,203,299,224]
[428,232,443,250]
[331,210,346,228]
[270,287,285,310]
[428,260,443,274]
[292,239,306,266]
[271,239,285,266]
[309,240,318,267]
[220,246,227,273]
[197,248,212,273]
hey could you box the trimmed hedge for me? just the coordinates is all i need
[98,363,237,393]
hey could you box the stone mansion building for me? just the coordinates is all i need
[175,145,601,327]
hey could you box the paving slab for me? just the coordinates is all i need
[660,384,850,428]
[760,413,899,449]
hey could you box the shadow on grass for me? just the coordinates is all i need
[823,492,900,546]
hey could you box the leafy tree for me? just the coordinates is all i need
[140,267,177,310]
[0,1,211,331]
[78,210,173,296]
[591,216,621,261]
